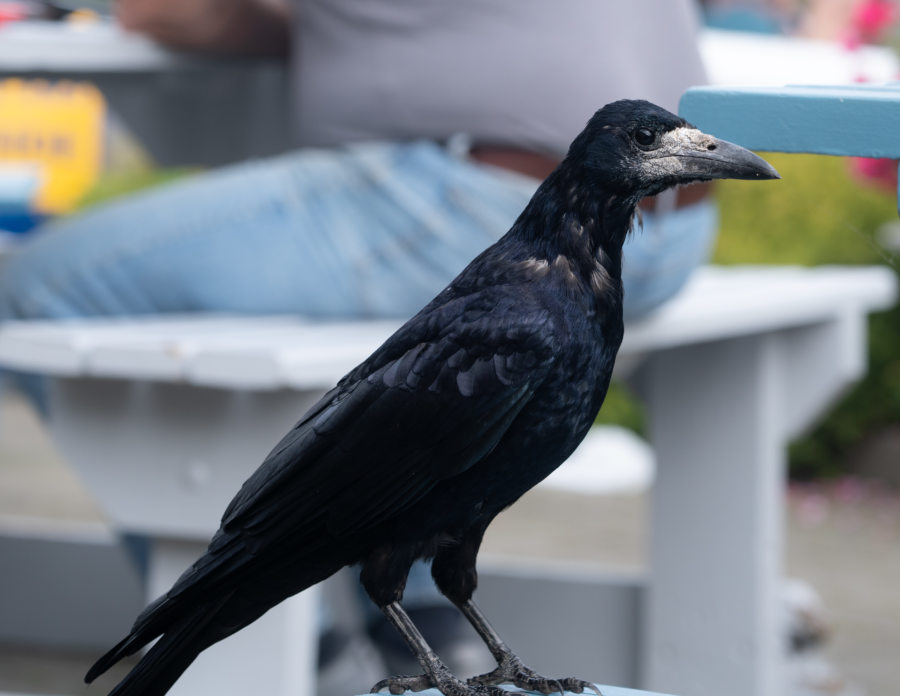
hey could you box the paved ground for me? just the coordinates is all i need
[1,390,898,696]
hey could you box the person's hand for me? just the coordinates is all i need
[114,0,290,56]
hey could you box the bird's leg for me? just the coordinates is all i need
[458,599,601,696]
[363,547,501,694]
[430,532,601,696]
[370,602,506,696]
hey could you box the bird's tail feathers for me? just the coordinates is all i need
[86,591,233,696]
[85,593,176,684]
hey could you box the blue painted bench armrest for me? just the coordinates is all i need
[679,82,900,157]
[679,82,900,215]
[359,687,675,696]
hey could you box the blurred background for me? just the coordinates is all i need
[0,1,899,696]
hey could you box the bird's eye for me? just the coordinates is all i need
[633,128,656,148]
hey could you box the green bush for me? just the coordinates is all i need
[713,153,896,266]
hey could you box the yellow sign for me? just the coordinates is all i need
[0,79,105,214]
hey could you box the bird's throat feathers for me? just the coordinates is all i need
[508,167,634,306]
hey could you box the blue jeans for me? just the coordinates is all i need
[0,140,715,323]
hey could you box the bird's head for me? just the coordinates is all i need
[569,99,779,200]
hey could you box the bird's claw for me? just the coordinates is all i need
[371,674,433,694]
[468,656,602,696]
[372,672,508,696]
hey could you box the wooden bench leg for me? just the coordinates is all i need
[637,334,786,696]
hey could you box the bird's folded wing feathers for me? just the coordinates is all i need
[156,297,562,604]
[216,305,560,548]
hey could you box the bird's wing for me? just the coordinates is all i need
[215,294,561,550]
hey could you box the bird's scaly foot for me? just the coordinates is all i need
[372,670,508,696]
[371,673,433,695]
[468,654,602,696]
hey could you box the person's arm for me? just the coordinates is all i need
[114,0,291,57]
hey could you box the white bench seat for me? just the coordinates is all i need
[1,265,892,388]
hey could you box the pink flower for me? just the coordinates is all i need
[851,0,897,43]
[850,156,899,193]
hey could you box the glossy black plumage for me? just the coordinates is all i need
[86,100,778,696]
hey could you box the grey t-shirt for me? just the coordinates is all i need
[291,0,707,156]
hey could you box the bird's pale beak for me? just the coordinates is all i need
[658,127,780,182]
[679,136,780,181]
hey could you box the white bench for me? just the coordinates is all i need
[0,264,895,696]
